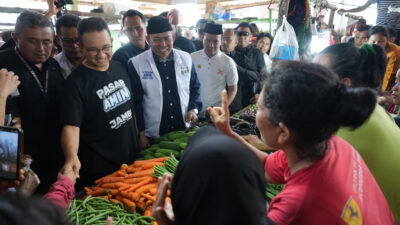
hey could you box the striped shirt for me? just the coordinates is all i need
[369,0,400,28]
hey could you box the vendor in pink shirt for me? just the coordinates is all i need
[208,61,395,225]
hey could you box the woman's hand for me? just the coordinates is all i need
[152,173,175,225]
[207,90,233,136]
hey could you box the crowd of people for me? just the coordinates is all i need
[0,0,399,224]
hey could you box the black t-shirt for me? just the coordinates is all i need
[0,48,64,193]
[60,61,139,176]
[174,36,196,54]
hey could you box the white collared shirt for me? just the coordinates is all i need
[191,49,238,112]
[264,53,273,74]
[54,51,76,79]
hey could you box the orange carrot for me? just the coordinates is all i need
[146,199,153,205]
[110,199,121,204]
[142,162,164,170]
[133,157,168,167]
[119,191,134,200]
[153,222,158,225]
[120,197,136,212]
[131,168,154,178]
[166,197,171,204]
[127,167,142,173]
[167,189,171,196]
[144,207,152,217]
[141,193,156,202]
[118,183,132,192]
[116,170,126,177]
[101,182,125,189]
[102,177,125,183]
[132,192,140,202]
[92,187,101,191]
[128,177,154,192]
[84,187,92,194]
[108,189,119,196]
[99,195,109,200]
[124,176,149,183]
[149,187,157,195]
[136,183,158,195]
[137,197,146,210]
[89,188,108,196]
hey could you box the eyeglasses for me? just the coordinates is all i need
[86,45,112,56]
[355,36,368,40]
[237,32,250,37]
[61,38,79,46]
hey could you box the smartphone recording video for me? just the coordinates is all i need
[0,127,22,180]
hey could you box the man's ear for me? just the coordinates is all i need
[55,35,62,46]
[277,122,291,145]
[340,77,352,87]
[11,32,18,45]
[111,37,114,45]
[146,36,151,44]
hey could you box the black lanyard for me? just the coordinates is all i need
[14,47,48,95]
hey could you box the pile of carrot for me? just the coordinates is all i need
[84,157,171,219]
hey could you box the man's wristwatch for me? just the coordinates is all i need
[192,108,199,115]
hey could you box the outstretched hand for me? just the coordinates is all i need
[152,173,175,225]
[207,90,233,136]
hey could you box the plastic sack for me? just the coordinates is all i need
[269,16,299,60]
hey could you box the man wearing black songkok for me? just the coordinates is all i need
[191,23,238,115]
[128,16,201,149]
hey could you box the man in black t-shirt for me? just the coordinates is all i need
[59,17,139,190]
[0,11,64,193]
[229,22,265,113]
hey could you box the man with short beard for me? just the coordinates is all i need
[0,11,64,193]
[128,16,201,150]
[113,10,149,70]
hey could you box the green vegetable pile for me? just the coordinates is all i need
[67,196,154,225]
[152,154,179,178]
[266,183,284,202]
[137,130,196,160]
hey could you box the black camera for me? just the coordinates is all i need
[55,0,74,8]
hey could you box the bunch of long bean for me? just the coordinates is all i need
[67,196,155,225]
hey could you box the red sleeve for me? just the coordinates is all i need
[43,176,75,210]
[268,190,303,225]
[264,150,288,184]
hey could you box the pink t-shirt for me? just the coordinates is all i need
[265,136,395,225]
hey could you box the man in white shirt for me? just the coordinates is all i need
[191,23,238,113]
[54,14,83,78]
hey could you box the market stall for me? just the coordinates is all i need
[67,102,283,225]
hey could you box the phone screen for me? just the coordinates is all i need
[0,128,20,179]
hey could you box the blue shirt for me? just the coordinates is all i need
[112,42,149,70]
[129,51,202,136]
[368,0,400,28]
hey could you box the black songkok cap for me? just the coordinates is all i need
[204,23,222,35]
[147,16,173,35]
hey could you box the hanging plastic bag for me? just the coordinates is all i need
[269,16,299,60]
